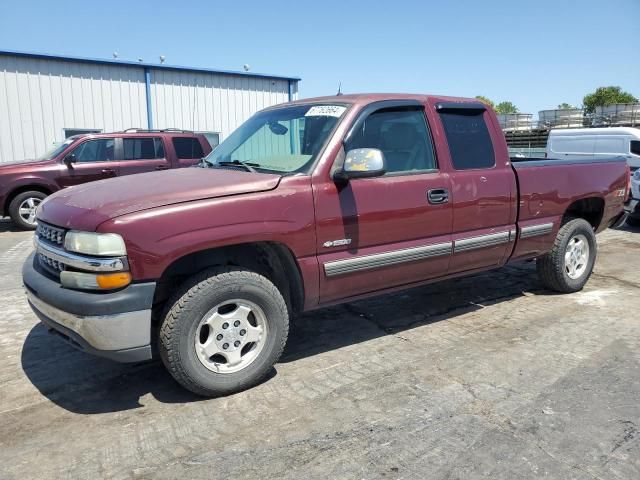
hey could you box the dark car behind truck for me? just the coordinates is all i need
[0,129,212,229]
[23,94,628,397]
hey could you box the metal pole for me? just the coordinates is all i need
[144,68,154,129]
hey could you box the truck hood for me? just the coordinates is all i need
[37,167,282,231]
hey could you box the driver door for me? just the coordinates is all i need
[58,137,118,187]
[313,104,453,304]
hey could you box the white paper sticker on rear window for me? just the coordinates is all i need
[305,105,346,118]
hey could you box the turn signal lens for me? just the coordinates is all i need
[60,271,132,290]
[96,272,132,289]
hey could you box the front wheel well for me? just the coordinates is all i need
[4,185,52,216]
[563,197,605,230]
[153,242,305,320]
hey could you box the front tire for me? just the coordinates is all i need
[159,267,289,397]
[536,218,597,293]
[8,191,47,230]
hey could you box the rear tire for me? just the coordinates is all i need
[8,191,47,230]
[536,218,597,293]
[159,267,289,397]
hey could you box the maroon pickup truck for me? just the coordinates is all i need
[0,130,211,229]
[23,94,628,396]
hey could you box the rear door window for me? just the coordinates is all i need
[439,111,495,169]
[123,138,165,160]
[72,139,115,162]
[173,137,204,159]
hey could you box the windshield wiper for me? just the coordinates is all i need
[216,160,261,173]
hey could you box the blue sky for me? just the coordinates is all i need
[1,0,638,116]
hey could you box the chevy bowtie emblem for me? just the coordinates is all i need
[323,239,352,248]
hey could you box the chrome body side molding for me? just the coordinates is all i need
[454,231,510,253]
[324,242,452,277]
[520,222,554,239]
[324,223,553,278]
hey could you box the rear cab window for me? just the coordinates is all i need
[438,109,495,170]
[173,137,204,159]
[630,140,640,156]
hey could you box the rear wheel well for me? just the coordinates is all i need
[563,197,604,230]
[4,185,52,216]
[153,242,304,320]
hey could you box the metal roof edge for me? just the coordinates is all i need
[0,48,301,82]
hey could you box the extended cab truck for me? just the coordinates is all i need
[0,130,212,229]
[23,94,629,397]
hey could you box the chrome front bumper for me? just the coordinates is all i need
[23,252,155,363]
[27,290,151,350]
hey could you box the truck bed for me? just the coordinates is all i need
[509,156,628,261]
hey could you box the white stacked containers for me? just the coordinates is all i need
[496,113,533,131]
[538,109,585,129]
[593,104,640,126]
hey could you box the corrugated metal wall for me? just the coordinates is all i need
[0,55,147,162]
[0,53,298,163]
[150,70,292,137]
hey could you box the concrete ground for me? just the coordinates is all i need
[0,218,639,480]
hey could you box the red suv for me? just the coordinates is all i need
[0,129,213,229]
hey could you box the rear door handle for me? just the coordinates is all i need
[101,168,116,175]
[427,188,449,205]
[155,165,170,170]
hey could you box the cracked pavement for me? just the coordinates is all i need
[0,219,639,479]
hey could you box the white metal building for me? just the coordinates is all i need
[0,50,300,163]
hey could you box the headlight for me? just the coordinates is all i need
[64,231,127,256]
[633,170,640,181]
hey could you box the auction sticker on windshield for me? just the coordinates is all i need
[305,105,346,117]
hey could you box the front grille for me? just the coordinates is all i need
[38,252,66,274]
[36,222,65,246]
[35,221,67,277]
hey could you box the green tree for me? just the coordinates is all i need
[495,101,519,114]
[557,103,575,109]
[582,86,638,114]
[475,95,495,109]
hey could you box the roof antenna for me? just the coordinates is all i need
[336,81,343,96]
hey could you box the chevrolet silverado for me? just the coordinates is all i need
[23,94,629,396]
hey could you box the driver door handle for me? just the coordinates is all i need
[101,168,116,175]
[427,188,449,205]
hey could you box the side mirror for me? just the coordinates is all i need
[63,154,76,167]
[334,148,386,183]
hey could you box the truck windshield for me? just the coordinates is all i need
[204,104,347,174]
[37,138,76,160]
